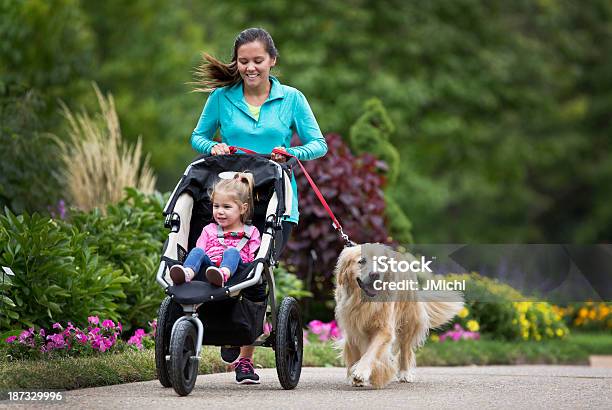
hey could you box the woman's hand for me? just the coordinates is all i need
[271,146,288,163]
[211,143,231,156]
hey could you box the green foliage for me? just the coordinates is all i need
[0,210,129,330]
[0,190,169,333]
[349,98,399,183]
[69,189,168,332]
[0,88,63,214]
[384,198,413,244]
[0,0,93,121]
[349,99,413,243]
[273,263,312,304]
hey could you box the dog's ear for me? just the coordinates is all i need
[335,254,346,286]
[335,246,360,287]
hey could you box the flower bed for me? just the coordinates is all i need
[1,316,155,361]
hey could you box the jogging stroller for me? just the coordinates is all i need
[154,153,303,396]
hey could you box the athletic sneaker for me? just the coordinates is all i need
[234,357,260,384]
[169,265,194,285]
[220,346,240,364]
[206,266,229,287]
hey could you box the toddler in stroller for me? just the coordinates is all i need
[155,153,303,396]
[169,172,261,287]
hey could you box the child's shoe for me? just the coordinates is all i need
[205,266,229,287]
[234,357,260,384]
[169,265,194,285]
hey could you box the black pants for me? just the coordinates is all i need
[277,220,295,257]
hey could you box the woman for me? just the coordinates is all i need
[190,27,327,384]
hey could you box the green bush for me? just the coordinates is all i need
[273,263,312,303]
[442,273,569,341]
[68,189,167,333]
[0,210,128,330]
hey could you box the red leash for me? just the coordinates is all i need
[228,145,353,246]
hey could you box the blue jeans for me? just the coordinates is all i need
[183,247,243,280]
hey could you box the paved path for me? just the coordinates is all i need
[4,366,611,409]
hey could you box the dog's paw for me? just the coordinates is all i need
[349,364,371,387]
[397,370,415,383]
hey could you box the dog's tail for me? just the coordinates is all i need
[422,292,464,329]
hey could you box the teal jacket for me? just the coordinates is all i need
[191,76,328,223]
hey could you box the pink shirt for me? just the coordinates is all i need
[195,223,261,264]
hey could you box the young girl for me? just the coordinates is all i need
[169,172,261,287]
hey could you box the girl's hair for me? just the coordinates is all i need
[193,27,278,92]
[211,172,255,224]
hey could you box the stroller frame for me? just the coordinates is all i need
[154,154,303,396]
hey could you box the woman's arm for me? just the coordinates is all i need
[191,89,221,154]
[286,91,328,160]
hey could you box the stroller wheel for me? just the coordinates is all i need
[155,296,180,388]
[275,297,303,390]
[169,320,199,396]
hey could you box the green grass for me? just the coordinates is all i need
[1,332,610,390]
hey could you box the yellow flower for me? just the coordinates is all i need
[579,308,588,318]
[588,310,597,320]
[466,320,480,332]
[545,328,554,337]
[535,334,542,341]
[430,334,440,342]
[556,328,564,337]
[458,307,469,319]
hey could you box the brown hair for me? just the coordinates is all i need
[193,28,278,92]
[211,172,255,223]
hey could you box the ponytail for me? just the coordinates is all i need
[234,172,255,222]
[192,52,241,92]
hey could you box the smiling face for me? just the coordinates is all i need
[236,40,276,91]
[212,192,247,231]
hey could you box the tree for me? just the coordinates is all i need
[350,98,412,244]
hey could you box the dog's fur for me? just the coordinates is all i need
[334,244,463,388]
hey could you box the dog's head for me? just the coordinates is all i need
[335,244,382,298]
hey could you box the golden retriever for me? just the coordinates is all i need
[334,244,463,388]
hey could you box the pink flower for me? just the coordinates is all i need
[117,322,123,333]
[308,320,324,335]
[48,333,66,349]
[438,324,480,342]
[75,331,88,344]
[330,322,342,340]
[263,322,272,335]
[88,316,99,325]
[52,322,62,330]
[39,328,46,337]
[5,336,17,343]
[102,319,115,329]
